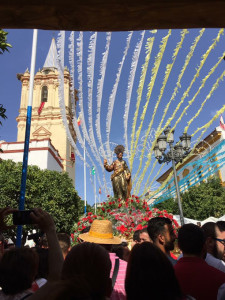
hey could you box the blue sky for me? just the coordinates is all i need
[1,28,225,207]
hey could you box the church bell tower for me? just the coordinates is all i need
[16,38,76,185]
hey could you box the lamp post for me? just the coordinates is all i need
[153,126,191,226]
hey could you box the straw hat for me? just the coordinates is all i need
[78,219,122,244]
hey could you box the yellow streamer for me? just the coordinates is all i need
[138,29,204,193]
[135,28,224,194]
[155,29,205,138]
[142,162,165,196]
[130,37,155,171]
[131,30,171,177]
[133,29,188,184]
[172,52,225,133]
[184,70,225,132]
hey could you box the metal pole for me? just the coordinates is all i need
[16,29,38,247]
[84,139,87,214]
[170,144,184,226]
[94,172,96,214]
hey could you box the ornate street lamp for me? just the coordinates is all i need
[153,126,191,226]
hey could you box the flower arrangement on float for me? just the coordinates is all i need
[71,195,179,245]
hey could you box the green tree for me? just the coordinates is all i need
[0,160,84,239]
[181,177,225,220]
[155,177,225,220]
[0,29,12,54]
[154,197,179,215]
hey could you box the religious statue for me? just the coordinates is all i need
[104,145,132,200]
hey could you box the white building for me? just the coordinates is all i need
[0,138,63,172]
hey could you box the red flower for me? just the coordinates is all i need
[117,225,128,233]
[118,203,122,208]
[88,212,92,216]
[107,195,110,197]
[107,209,111,213]
[135,224,143,231]
[101,208,105,212]
[109,202,112,205]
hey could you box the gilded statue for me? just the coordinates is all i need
[104,145,132,200]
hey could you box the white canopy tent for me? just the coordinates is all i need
[173,215,225,226]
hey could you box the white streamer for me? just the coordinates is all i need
[123,30,145,158]
[95,32,112,159]
[105,31,133,159]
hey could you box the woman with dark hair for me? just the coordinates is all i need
[60,242,112,300]
[0,247,39,299]
[125,242,182,300]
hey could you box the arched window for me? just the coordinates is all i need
[41,86,48,102]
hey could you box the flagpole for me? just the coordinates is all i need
[94,171,96,214]
[84,139,87,214]
[16,29,38,247]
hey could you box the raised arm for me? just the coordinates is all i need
[30,208,63,281]
[104,159,114,172]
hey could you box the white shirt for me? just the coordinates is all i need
[205,253,225,273]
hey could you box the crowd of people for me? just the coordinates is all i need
[0,206,225,300]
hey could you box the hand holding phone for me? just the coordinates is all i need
[13,210,35,225]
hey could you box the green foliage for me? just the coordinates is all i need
[154,197,179,215]
[181,177,225,220]
[155,177,225,220]
[0,29,12,54]
[0,160,83,238]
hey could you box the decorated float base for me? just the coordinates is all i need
[71,195,179,246]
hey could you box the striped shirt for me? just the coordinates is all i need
[109,253,127,300]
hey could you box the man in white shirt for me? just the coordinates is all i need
[202,221,225,273]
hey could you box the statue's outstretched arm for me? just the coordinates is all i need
[104,159,114,172]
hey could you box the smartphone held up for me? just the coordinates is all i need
[13,210,35,225]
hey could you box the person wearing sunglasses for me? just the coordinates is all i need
[202,221,225,273]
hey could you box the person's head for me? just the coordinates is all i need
[57,233,71,259]
[125,242,181,300]
[114,145,125,160]
[202,222,225,260]
[111,243,130,262]
[62,242,112,299]
[178,224,206,257]
[147,217,176,253]
[0,247,39,295]
[78,219,121,247]
[133,230,141,243]
[139,228,152,243]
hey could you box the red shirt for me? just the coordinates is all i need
[174,256,225,300]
